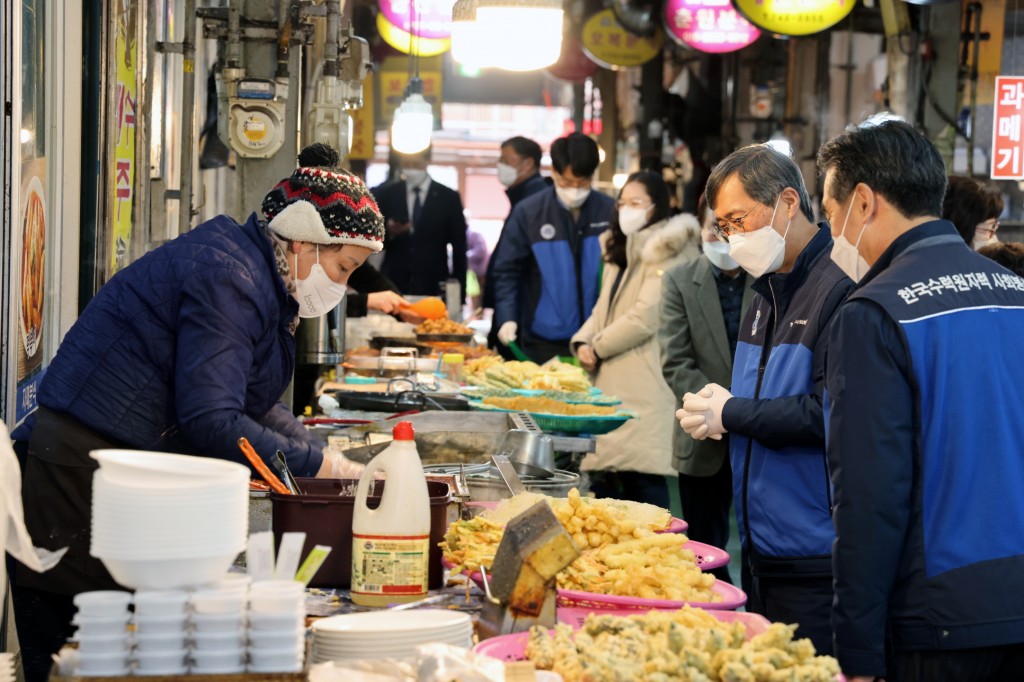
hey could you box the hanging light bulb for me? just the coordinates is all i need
[391,79,433,154]
[451,0,490,68]
[473,0,563,71]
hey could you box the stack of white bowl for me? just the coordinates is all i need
[132,590,190,676]
[189,583,249,674]
[311,610,473,663]
[0,652,13,682]
[246,580,306,673]
[70,591,133,677]
[89,449,249,590]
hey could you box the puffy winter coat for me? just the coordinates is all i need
[571,214,701,476]
[26,213,323,475]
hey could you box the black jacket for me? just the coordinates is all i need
[345,263,400,317]
[372,179,467,300]
[482,173,550,310]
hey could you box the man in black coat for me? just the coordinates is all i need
[372,148,468,302]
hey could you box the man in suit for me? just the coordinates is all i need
[658,195,752,586]
[372,148,468,301]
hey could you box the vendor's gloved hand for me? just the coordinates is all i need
[497,321,518,346]
[678,383,732,441]
[367,290,408,315]
[319,447,386,480]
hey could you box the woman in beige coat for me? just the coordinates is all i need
[571,171,700,507]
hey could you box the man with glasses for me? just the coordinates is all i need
[675,144,852,654]
[820,117,1024,681]
[491,133,614,361]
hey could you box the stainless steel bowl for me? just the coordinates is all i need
[463,467,580,502]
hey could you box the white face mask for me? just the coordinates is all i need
[403,169,427,186]
[704,239,739,270]
[618,206,651,235]
[292,246,347,318]
[973,235,999,251]
[727,196,791,278]
[830,197,871,283]
[497,162,519,187]
[556,185,590,209]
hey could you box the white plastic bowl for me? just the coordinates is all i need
[191,612,245,633]
[72,614,130,636]
[191,662,246,675]
[134,649,188,669]
[72,633,131,654]
[98,553,238,590]
[131,614,189,635]
[249,592,303,615]
[91,449,249,488]
[134,633,188,653]
[247,648,303,670]
[134,665,188,677]
[133,590,189,617]
[249,580,305,594]
[76,651,130,676]
[190,590,247,615]
[248,610,305,631]
[247,628,304,649]
[191,630,245,651]
[190,647,244,668]
[73,591,132,617]
[247,660,303,673]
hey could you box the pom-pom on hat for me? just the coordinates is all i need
[262,167,385,252]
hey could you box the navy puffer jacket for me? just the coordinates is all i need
[26,213,322,475]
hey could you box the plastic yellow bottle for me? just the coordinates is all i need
[350,421,430,606]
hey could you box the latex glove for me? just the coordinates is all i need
[319,447,385,480]
[366,290,408,314]
[577,344,599,372]
[681,383,732,441]
[497,321,518,345]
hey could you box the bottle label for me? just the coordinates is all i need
[350,533,429,596]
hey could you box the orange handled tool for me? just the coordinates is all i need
[399,297,447,320]
[237,437,291,495]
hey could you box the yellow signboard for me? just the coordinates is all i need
[581,9,664,70]
[378,56,443,129]
[350,74,376,161]
[110,0,138,275]
[376,13,451,57]
[734,0,856,37]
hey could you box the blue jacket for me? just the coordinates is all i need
[826,220,1024,677]
[22,213,323,476]
[491,187,613,342]
[724,224,852,574]
[482,173,550,310]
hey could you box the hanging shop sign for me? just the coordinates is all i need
[734,0,855,37]
[350,74,376,161]
[15,161,47,426]
[378,56,444,129]
[991,76,1024,180]
[581,9,664,70]
[546,34,597,83]
[107,0,139,277]
[663,0,760,54]
[376,12,452,57]
[380,0,458,40]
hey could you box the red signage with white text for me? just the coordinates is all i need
[992,76,1024,180]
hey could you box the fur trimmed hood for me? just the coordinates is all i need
[599,212,701,266]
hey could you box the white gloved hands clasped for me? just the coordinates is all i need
[497,321,518,345]
[675,382,733,441]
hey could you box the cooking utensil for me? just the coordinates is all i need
[273,451,302,495]
[236,438,290,495]
[386,594,450,611]
[400,297,447,320]
[499,430,555,479]
[506,340,531,362]
[490,455,527,496]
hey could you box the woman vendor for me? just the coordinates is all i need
[8,148,385,682]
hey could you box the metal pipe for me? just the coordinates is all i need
[179,0,197,235]
[324,0,341,78]
[226,0,242,70]
[966,2,982,178]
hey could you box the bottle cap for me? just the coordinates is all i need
[392,421,415,440]
[441,353,465,364]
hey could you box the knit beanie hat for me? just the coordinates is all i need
[262,167,385,252]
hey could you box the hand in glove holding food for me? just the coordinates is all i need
[675,383,732,441]
[497,321,518,345]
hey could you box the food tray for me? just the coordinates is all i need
[467,402,634,435]
[462,502,687,534]
[473,609,771,661]
[682,540,729,570]
[461,387,621,406]
[416,332,475,342]
[665,517,688,533]
[557,579,746,611]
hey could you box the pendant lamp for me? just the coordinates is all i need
[452,0,564,71]
[391,0,434,154]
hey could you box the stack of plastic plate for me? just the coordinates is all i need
[89,449,249,590]
[312,610,473,663]
[0,652,16,682]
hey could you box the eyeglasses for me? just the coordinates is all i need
[976,220,1000,238]
[712,204,759,241]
